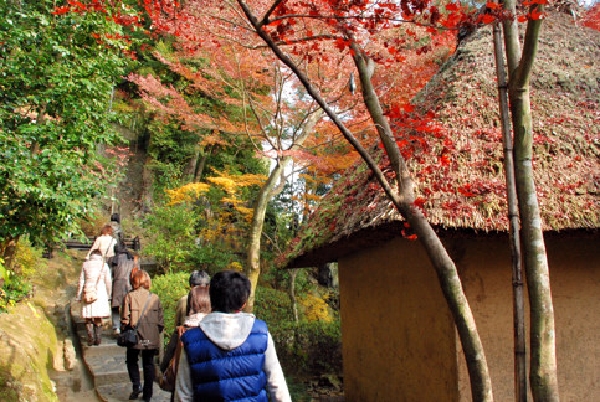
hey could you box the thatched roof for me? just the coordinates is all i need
[283,11,599,269]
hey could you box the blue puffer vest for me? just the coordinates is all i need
[181,319,269,402]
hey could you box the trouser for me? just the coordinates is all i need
[126,348,155,399]
[111,307,120,331]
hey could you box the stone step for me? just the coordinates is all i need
[83,353,131,386]
[70,300,171,402]
[97,381,171,402]
[82,341,124,357]
[82,344,171,400]
[77,330,124,355]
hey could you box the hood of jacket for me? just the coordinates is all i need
[184,312,207,328]
[198,312,256,351]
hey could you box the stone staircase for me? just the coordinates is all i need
[70,299,172,402]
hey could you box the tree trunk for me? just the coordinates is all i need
[352,46,494,402]
[511,80,559,402]
[288,268,299,322]
[492,21,527,402]
[502,5,560,401]
[245,107,323,312]
[245,160,285,312]
[183,145,200,182]
[194,145,210,182]
[237,2,493,399]
[1,238,18,272]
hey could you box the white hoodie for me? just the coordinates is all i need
[174,313,291,402]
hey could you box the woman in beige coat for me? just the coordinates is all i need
[86,224,116,266]
[77,249,112,346]
[121,270,164,402]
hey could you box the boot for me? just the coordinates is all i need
[94,324,103,345]
[86,323,94,346]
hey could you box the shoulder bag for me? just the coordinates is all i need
[117,293,152,347]
[82,268,102,304]
[159,335,182,392]
[102,238,114,264]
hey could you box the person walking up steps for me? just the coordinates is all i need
[160,276,211,402]
[174,270,210,328]
[122,270,164,402]
[175,270,291,402]
[77,249,112,346]
[111,243,134,337]
[87,224,117,268]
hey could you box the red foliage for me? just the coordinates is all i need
[77,0,553,221]
[51,6,70,16]
[581,4,600,31]
[50,0,141,59]
[53,0,112,15]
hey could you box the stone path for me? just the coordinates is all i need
[70,299,172,402]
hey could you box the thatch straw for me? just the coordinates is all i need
[284,11,599,268]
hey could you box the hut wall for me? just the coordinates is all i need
[452,233,600,401]
[338,232,599,401]
[338,237,458,402]
[451,235,520,401]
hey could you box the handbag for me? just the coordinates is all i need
[82,268,102,304]
[159,336,182,392]
[82,286,98,304]
[117,293,152,347]
[116,328,139,347]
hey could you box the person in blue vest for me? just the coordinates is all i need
[174,270,291,402]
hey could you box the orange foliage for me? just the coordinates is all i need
[99,0,486,214]
[128,43,268,143]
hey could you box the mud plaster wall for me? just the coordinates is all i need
[453,233,600,401]
[337,232,599,401]
[338,238,457,402]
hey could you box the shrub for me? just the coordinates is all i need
[0,240,43,313]
[0,276,31,313]
[299,292,333,323]
[254,286,294,325]
[188,244,242,273]
[273,319,342,377]
[254,286,342,378]
[15,239,44,280]
[150,272,190,341]
[141,203,198,273]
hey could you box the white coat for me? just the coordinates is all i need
[77,254,112,319]
[86,234,116,261]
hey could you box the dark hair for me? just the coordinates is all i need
[186,285,211,316]
[189,270,210,286]
[209,270,251,313]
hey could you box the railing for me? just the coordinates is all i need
[63,237,139,251]
[61,237,158,272]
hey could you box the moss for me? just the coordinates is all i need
[0,301,59,402]
[0,248,74,402]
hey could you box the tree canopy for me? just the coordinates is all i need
[0,0,132,247]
